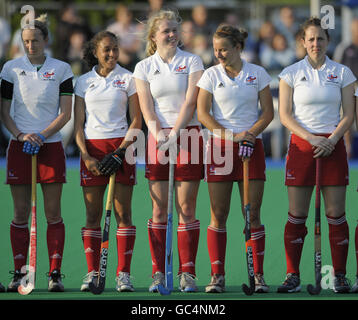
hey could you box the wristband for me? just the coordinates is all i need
[16,132,23,141]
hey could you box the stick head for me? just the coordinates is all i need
[158,284,172,295]
[242,283,255,296]
[307,283,321,295]
[89,280,104,295]
[18,283,34,295]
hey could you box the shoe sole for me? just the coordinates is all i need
[205,286,225,293]
[117,286,135,292]
[277,285,301,293]
[255,286,269,293]
[333,287,351,293]
[180,287,198,293]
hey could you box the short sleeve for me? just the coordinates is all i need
[0,61,13,84]
[258,66,272,91]
[132,61,148,82]
[127,76,137,97]
[188,54,204,74]
[74,77,85,98]
[196,69,213,94]
[341,66,356,88]
[62,63,74,82]
[278,67,294,88]
[355,87,358,97]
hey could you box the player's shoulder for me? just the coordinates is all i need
[244,61,269,74]
[202,64,220,76]
[326,56,349,71]
[177,48,202,62]
[46,56,72,70]
[76,69,96,84]
[115,64,133,77]
[2,56,24,69]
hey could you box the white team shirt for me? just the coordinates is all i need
[1,55,73,142]
[75,64,136,139]
[279,55,356,133]
[197,60,271,137]
[133,48,204,128]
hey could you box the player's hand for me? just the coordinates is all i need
[157,131,178,152]
[239,140,255,158]
[83,155,101,176]
[22,133,46,155]
[98,148,126,176]
[309,135,335,158]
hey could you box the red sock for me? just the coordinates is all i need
[327,214,349,275]
[47,219,65,273]
[10,222,29,272]
[355,224,358,276]
[284,213,307,275]
[207,226,227,275]
[81,227,102,273]
[116,226,136,275]
[177,220,200,276]
[251,225,265,274]
[148,219,166,276]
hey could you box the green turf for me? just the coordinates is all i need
[1,166,358,300]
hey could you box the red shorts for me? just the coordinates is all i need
[285,134,348,186]
[205,137,266,182]
[80,138,136,187]
[6,140,66,184]
[145,126,204,181]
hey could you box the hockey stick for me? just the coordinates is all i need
[307,157,322,295]
[241,159,255,295]
[158,155,175,295]
[18,155,37,295]
[89,173,116,294]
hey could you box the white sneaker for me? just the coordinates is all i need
[179,272,198,292]
[48,270,64,292]
[254,273,269,293]
[80,270,98,292]
[149,271,165,292]
[116,272,134,292]
[205,274,225,293]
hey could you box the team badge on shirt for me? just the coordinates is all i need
[41,71,56,81]
[326,74,338,84]
[245,75,257,85]
[112,79,126,89]
[174,65,188,74]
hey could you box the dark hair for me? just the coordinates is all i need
[22,13,49,40]
[214,24,248,50]
[83,31,118,68]
[301,17,330,41]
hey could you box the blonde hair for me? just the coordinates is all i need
[145,9,181,56]
[22,13,49,39]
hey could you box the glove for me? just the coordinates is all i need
[239,140,255,158]
[98,148,126,176]
[23,133,46,155]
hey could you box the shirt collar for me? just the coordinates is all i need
[304,55,328,71]
[92,64,120,79]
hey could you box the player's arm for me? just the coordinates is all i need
[171,70,203,136]
[328,82,355,146]
[118,93,142,150]
[278,79,334,157]
[197,87,222,131]
[74,94,101,175]
[0,79,22,139]
[135,78,164,142]
[39,78,73,140]
[249,85,274,137]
